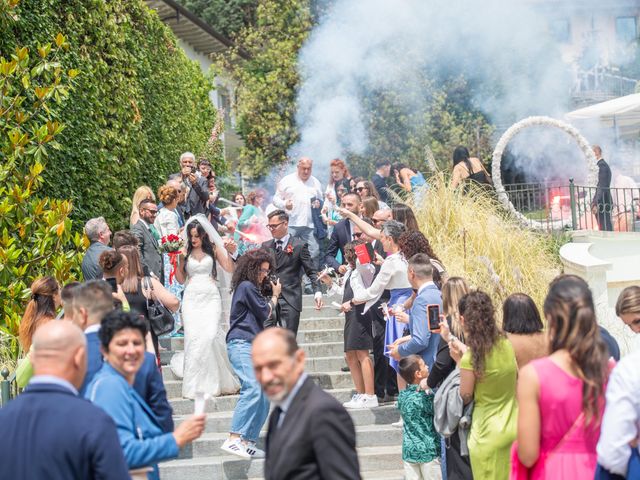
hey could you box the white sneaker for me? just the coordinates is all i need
[360,394,379,409]
[343,393,363,409]
[245,442,265,459]
[391,418,404,428]
[221,438,251,459]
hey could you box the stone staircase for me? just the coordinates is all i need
[158,296,405,479]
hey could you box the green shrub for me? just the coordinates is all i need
[0,0,224,230]
[0,21,83,361]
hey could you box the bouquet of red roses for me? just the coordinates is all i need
[158,234,184,284]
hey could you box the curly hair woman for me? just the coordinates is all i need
[455,290,517,480]
[516,275,609,479]
[398,230,447,288]
[224,248,282,459]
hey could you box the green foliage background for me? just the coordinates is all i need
[177,0,257,39]
[0,0,223,230]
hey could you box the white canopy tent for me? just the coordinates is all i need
[566,93,640,141]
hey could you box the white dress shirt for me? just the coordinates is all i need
[597,350,640,475]
[350,251,410,312]
[273,173,323,228]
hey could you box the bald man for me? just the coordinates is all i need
[273,157,324,267]
[254,328,360,480]
[0,321,129,480]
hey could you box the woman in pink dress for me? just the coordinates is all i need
[513,275,610,479]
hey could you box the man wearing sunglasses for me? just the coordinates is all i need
[325,193,362,274]
[262,210,322,334]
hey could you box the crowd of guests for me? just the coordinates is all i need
[2,146,640,480]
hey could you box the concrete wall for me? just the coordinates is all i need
[560,230,640,354]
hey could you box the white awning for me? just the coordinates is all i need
[566,93,640,140]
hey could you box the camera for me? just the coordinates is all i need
[269,274,279,283]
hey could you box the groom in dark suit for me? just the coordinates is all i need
[262,210,322,334]
[591,145,613,232]
[253,328,360,480]
[132,198,164,283]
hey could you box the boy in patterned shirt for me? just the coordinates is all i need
[397,355,442,479]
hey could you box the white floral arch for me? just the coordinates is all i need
[491,116,599,229]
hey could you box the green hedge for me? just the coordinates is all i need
[0,0,223,229]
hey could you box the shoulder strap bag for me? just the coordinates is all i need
[143,276,175,336]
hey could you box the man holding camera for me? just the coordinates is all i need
[173,151,210,219]
[262,210,322,334]
[388,253,441,370]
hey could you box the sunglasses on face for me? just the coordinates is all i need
[355,187,367,192]
[353,232,363,238]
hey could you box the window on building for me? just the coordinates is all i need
[550,18,571,43]
[218,89,232,127]
[616,16,638,43]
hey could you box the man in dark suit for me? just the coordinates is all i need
[0,321,129,480]
[132,198,164,282]
[263,210,322,334]
[253,328,360,480]
[81,216,112,280]
[72,280,174,431]
[591,145,613,231]
[371,159,391,204]
[325,193,362,273]
[173,151,210,219]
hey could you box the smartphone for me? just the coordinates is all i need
[427,304,440,332]
[191,165,197,174]
[354,242,374,264]
[106,277,118,293]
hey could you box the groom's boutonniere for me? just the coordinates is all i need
[285,244,294,255]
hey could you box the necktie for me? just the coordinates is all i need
[272,406,283,430]
[276,240,283,251]
[149,224,161,242]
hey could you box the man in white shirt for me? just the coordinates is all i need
[273,157,323,268]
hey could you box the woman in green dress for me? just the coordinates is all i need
[235,189,270,254]
[450,290,518,480]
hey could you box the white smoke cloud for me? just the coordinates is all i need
[290,0,597,181]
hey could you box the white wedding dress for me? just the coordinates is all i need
[171,254,240,399]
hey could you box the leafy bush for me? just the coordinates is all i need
[0,0,223,230]
[0,21,83,360]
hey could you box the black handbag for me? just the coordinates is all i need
[143,277,175,336]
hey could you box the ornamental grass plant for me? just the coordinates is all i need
[408,174,561,323]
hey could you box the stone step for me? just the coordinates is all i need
[162,355,347,382]
[159,445,403,480]
[160,340,345,366]
[173,403,400,435]
[176,421,402,460]
[159,328,344,352]
[164,370,354,400]
[168,387,398,417]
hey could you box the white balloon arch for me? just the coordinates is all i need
[491,116,599,229]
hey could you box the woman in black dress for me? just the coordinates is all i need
[340,240,377,410]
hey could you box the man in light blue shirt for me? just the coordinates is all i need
[389,253,441,369]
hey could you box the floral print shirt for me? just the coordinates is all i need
[397,384,441,463]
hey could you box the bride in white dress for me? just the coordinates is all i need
[174,214,240,399]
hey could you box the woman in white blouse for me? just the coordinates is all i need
[349,220,412,389]
[155,185,184,334]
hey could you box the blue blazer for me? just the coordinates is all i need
[86,364,179,480]
[82,331,174,432]
[397,283,442,369]
[0,382,129,480]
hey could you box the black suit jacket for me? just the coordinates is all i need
[371,173,389,203]
[131,220,163,282]
[265,377,360,480]
[592,158,613,207]
[262,237,320,312]
[0,383,129,480]
[325,219,353,269]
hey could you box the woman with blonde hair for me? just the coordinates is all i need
[326,158,352,199]
[130,186,156,228]
[360,196,380,219]
[19,276,61,353]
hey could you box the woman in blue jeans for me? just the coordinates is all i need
[222,248,281,459]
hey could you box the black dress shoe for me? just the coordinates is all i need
[341,365,350,372]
